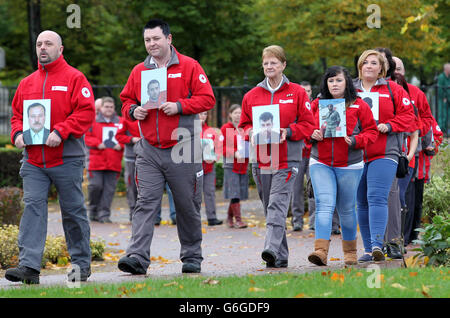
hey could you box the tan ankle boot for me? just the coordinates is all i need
[342,240,357,265]
[231,203,247,229]
[308,239,330,266]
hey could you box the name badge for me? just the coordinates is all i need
[279,99,293,104]
[52,86,68,91]
[196,170,204,178]
[168,73,182,78]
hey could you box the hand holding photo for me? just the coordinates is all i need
[319,99,346,138]
[252,104,280,145]
[102,126,118,148]
[22,99,51,145]
[201,138,216,161]
[141,68,167,110]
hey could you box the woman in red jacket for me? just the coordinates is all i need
[353,50,416,262]
[85,97,124,223]
[220,104,248,229]
[307,66,378,266]
[239,45,315,268]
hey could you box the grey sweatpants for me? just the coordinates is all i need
[126,139,203,269]
[385,178,401,243]
[252,164,299,262]
[124,160,138,215]
[18,160,91,272]
[87,170,120,221]
[203,168,218,220]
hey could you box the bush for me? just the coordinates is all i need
[0,148,23,188]
[422,175,450,222]
[0,224,105,269]
[0,187,23,226]
[413,214,450,267]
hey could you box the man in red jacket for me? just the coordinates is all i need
[6,30,95,284]
[118,19,215,275]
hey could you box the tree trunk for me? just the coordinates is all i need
[27,0,41,70]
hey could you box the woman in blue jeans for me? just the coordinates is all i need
[307,66,378,266]
[354,50,416,262]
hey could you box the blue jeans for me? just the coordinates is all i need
[309,164,363,241]
[357,159,398,252]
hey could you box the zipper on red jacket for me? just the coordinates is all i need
[41,66,49,168]
[156,110,161,147]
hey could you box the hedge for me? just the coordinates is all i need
[0,147,23,188]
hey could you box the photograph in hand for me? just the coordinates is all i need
[319,99,346,138]
[252,104,280,145]
[141,68,167,110]
[22,99,51,145]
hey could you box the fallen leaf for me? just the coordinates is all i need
[409,272,418,277]
[329,257,341,261]
[391,283,407,290]
[249,287,266,292]
[202,278,220,285]
[274,280,289,286]
[202,228,207,234]
[164,281,178,287]
[355,272,363,277]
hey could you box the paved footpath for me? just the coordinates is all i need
[0,188,408,288]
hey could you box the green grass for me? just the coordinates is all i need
[1,267,449,298]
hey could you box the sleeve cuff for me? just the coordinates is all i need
[176,102,182,115]
[129,105,138,121]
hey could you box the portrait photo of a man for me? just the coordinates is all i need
[252,105,281,145]
[141,68,167,110]
[22,100,51,145]
[319,98,346,138]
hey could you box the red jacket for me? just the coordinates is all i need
[239,76,315,170]
[407,84,433,137]
[115,118,141,160]
[310,97,378,167]
[10,55,95,168]
[417,118,443,181]
[120,46,215,149]
[220,122,249,174]
[201,123,222,174]
[353,78,416,162]
[85,114,124,172]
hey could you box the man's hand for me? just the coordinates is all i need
[14,134,26,149]
[311,129,323,141]
[131,137,141,144]
[133,106,149,120]
[160,102,179,116]
[46,131,62,147]
[113,144,122,151]
[377,123,389,134]
[98,143,106,150]
[280,128,287,143]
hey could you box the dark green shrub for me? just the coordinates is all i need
[0,187,23,226]
[0,135,11,148]
[0,148,22,188]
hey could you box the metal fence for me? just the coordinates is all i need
[0,84,448,136]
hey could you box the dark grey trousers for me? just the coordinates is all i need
[18,160,91,272]
[126,139,203,269]
[252,164,299,262]
[203,168,218,220]
[87,170,120,221]
[385,178,401,243]
[124,160,138,215]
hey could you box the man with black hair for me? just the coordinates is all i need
[119,19,215,275]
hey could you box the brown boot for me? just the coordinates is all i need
[342,240,357,265]
[226,203,234,228]
[308,239,330,266]
[231,202,247,228]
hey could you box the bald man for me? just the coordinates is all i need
[8,30,95,284]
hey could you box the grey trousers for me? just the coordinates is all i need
[385,178,401,243]
[124,160,138,215]
[126,139,203,269]
[252,164,299,262]
[203,168,218,220]
[290,157,316,228]
[18,160,91,272]
[87,170,120,221]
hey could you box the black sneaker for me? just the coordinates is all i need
[98,218,112,224]
[293,224,303,232]
[67,267,91,282]
[207,218,223,226]
[5,266,40,284]
[182,262,201,273]
[261,249,277,267]
[332,228,341,235]
[118,256,147,275]
[266,260,288,268]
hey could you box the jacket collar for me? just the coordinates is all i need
[257,74,290,93]
[38,54,67,72]
[143,46,180,69]
[353,77,388,91]
[96,113,120,124]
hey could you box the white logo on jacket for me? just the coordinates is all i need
[199,74,207,83]
[305,101,311,111]
[403,97,411,106]
[81,87,91,98]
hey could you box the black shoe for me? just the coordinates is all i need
[207,218,223,226]
[118,256,146,275]
[332,228,341,235]
[67,267,91,282]
[182,262,201,273]
[98,218,112,224]
[386,243,403,259]
[293,224,303,232]
[266,260,288,268]
[5,266,40,284]
[261,249,277,267]
[171,218,177,225]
